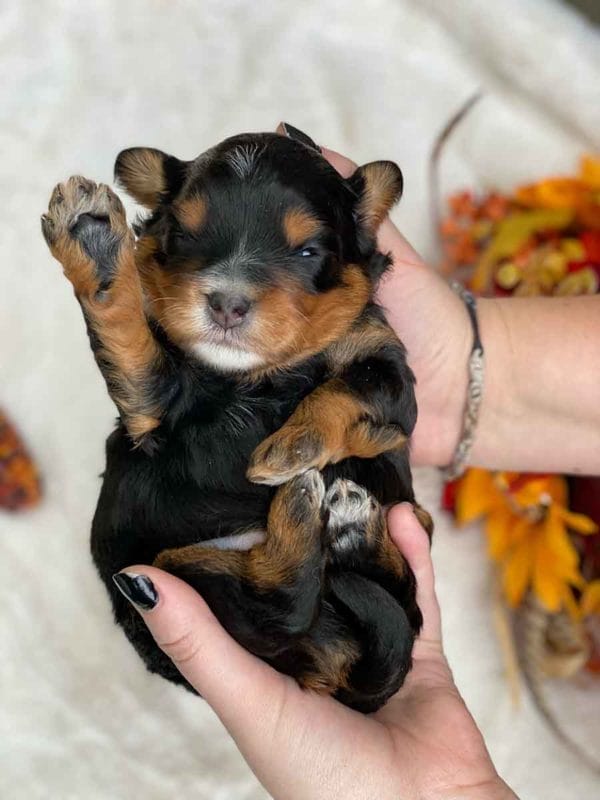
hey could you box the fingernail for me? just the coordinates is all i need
[112,572,158,611]
[280,122,321,153]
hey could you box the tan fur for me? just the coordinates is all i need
[247,377,406,483]
[356,161,402,231]
[247,476,323,588]
[154,473,323,589]
[283,208,321,247]
[346,419,407,459]
[413,504,434,537]
[378,533,408,578]
[248,265,372,375]
[325,315,398,372]
[154,545,244,576]
[86,261,163,438]
[300,639,360,692]
[116,149,166,208]
[174,195,207,231]
[137,239,205,351]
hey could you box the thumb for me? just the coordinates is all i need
[113,566,292,736]
[387,504,442,645]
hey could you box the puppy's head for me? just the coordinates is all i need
[114,133,402,373]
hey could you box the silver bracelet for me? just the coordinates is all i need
[442,282,485,481]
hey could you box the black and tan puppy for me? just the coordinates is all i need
[41,129,432,712]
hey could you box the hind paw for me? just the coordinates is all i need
[324,479,382,557]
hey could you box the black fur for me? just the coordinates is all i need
[70,214,121,290]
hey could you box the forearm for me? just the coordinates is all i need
[466,295,600,475]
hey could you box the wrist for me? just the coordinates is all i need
[410,291,476,469]
[439,777,518,800]
[441,286,485,480]
[429,296,512,473]
[466,298,515,470]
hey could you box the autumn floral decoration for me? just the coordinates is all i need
[440,155,600,671]
[0,408,42,511]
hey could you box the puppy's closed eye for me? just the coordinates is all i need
[164,225,204,262]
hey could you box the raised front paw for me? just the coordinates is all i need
[247,424,326,485]
[41,176,132,298]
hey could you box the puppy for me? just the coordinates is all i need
[41,129,433,712]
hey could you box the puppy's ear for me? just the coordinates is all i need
[349,161,403,233]
[114,147,187,209]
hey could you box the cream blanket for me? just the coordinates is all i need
[2,1,599,796]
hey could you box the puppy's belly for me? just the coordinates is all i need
[197,530,266,550]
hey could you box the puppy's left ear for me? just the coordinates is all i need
[114,147,188,209]
[349,161,403,233]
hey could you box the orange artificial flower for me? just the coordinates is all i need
[513,155,600,231]
[581,580,600,617]
[0,409,42,511]
[515,178,588,210]
[580,154,600,189]
[454,469,597,616]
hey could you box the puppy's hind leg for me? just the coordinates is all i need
[153,470,327,659]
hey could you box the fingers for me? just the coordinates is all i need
[113,565,293,737]
[114,564,376,800]
[320,145,356,178]
[387,503,442,644]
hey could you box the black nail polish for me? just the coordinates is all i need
[112,572,158,611]
[280,123,321,153]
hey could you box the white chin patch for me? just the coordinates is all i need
[197,530,266,551]
[193,342,264,372]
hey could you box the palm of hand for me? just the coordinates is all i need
[321,146,471,469]
[376,240,472,471]
[138,505,509,800]
[243,512,504,800]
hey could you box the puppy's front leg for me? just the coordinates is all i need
[42,177,165,443]
[247,323,416,485]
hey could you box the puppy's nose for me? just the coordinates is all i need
[207,291,252,330]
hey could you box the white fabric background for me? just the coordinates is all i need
[1,1,599,797]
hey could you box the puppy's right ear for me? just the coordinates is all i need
[114,148,188,209]
[348,161,403,234]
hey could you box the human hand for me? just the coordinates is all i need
[115,506,516,800]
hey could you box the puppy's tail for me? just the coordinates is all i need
[328,572,415,713]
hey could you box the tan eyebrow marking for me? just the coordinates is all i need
[283,208,321,248]
[174,195,207,231]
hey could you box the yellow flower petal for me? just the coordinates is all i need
[580,154,600,189]
[581,580,600,616]
[455,468,500,525]
[515,178,588,210]
[485,507,519,560]
[543,509,580,570]
[532,547,563,613]
[512,475,567,508]
[556,507,598,535]
[503,537,534,607]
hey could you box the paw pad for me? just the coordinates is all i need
[324,479,381,554]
